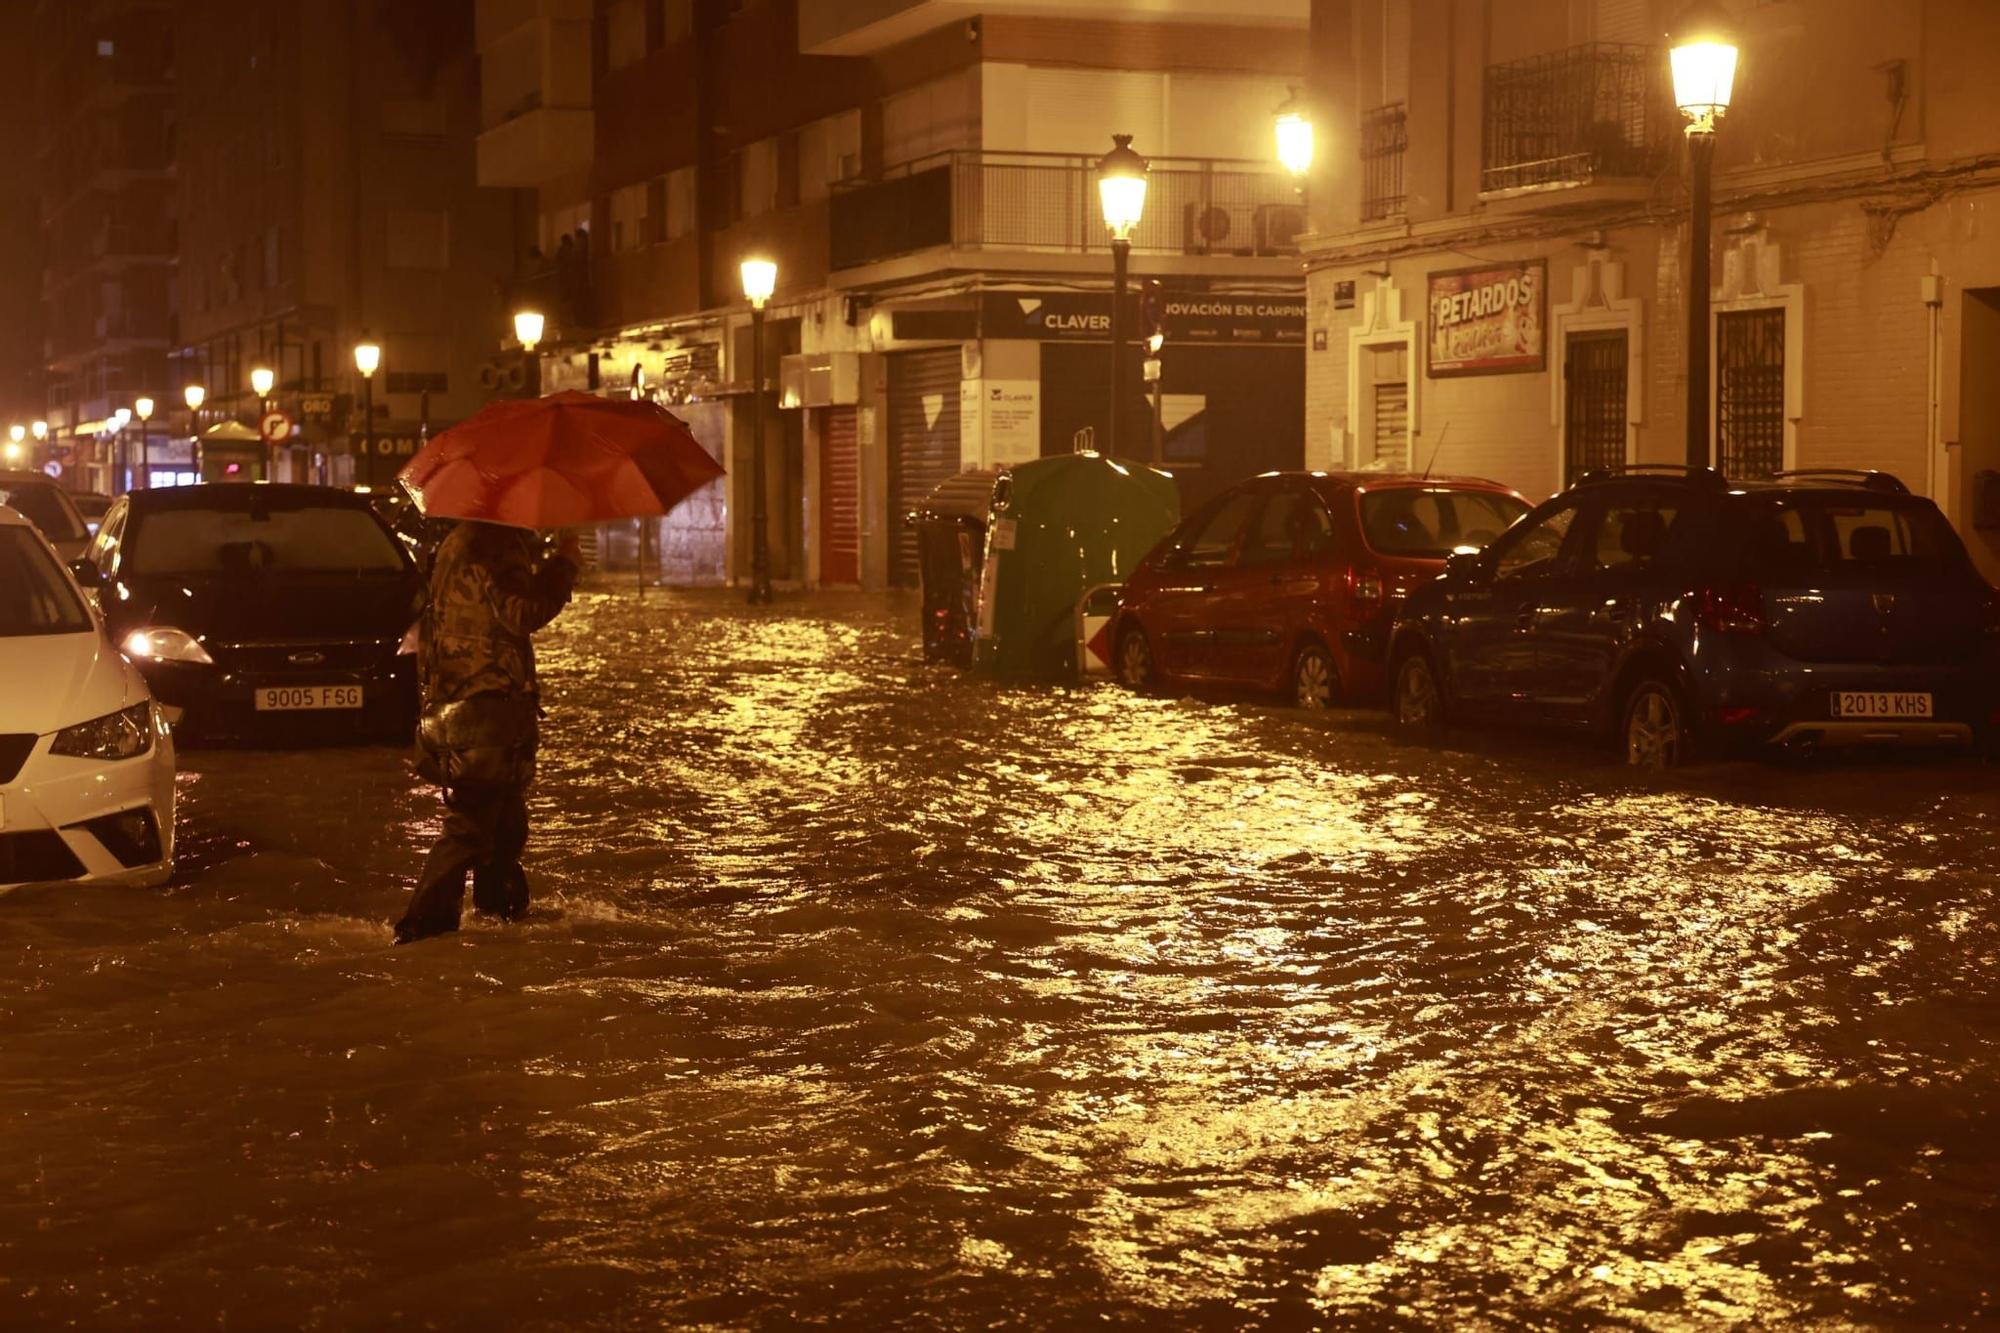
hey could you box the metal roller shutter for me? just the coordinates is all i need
[888,347,964,588]
[818,405,860,586]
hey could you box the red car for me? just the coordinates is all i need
[1113,471,1530,706]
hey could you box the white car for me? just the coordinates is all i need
[1,504,175,891]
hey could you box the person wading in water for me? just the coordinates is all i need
[396,521,579,943]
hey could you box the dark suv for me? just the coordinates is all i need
[1386,467,2000,765]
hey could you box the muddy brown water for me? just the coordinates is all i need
[2,587,1995,1327]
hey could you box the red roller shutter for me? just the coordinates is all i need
[818,405,859,585]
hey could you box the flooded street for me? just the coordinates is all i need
[3,585,1998,1328]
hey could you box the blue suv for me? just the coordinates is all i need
[1385,467,2000,765]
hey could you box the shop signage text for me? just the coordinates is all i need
[979,291,1304,345]
[1426,261,1545,376]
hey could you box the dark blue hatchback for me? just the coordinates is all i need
[1385,467,2000,765]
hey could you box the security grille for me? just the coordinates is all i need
[1360,103,1407,221]
[818,406,860,586]
[1564,330,1627,483]
[888,348,963,587]
[1481,43,1664,192]
[1717,308,1786,479]
[1373,381,1409,469]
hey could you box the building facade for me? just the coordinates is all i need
[480,0,1312,589]
[1301,0,2000,579]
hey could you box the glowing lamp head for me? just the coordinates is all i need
[183,385,205,412]
[6,424,21,444]
[1,441,19,464]
[1274,88,1314,178]
[250,366,275,398]
[513,309,545,351]
[1669,2,1738,130]
[739,258,777,310]
[31,420,47,440]
[134,396,154,422]
[112,407,131,427]
[353,336,381,378]
[1096,134,1149,242]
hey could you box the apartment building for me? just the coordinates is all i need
[478,0,1310,590]
[32,0,176,489]
[173,0,517,487]
[1300,0,2000,578]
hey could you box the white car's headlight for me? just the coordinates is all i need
[122,627,214,665]
[50,702,155,761]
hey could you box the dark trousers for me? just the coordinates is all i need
[397,779,531,942]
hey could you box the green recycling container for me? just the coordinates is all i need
[972,452,1180,678]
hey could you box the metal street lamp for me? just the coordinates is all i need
[511,310,545,398]
[1097,134,1149,458]
[1274,86,1315,188]
[135,396,154,488]
[183,385,206,479]
[739,257,777,605]
[1670,2,1738,470]
[354,334,381,482]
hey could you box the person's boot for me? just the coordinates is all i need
[473,862,530,921]
[397,870,466,943]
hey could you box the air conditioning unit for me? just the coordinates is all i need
[1181,202,1257,257]
[1255,203,1307,254]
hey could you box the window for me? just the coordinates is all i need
[1586,498,1680,571]
[0,528,91,638]
[738,137,778,219]
[882,70,976,165]
[1362,488,1528,558]
[1491,502,1579,581]
[798,109,863,203]
[1239,491,1310,566]
[606,0,647,70]
[386,371,448,395]
[609,182,646,253]
[1178,491,1260,569]
[96,39,115,57]
[127,506,404,575]
[1747,498,1967,577]
[664,167,696,240]
[385,211,448,270]
[1717,308,1786,479]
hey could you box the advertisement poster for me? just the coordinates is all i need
[1426,261,1545,376]
[984,381,1039,465]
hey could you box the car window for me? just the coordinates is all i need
[1744,497,1966,578]
[1361,488,1528,557]
[0,526,92,637]
[86,500,128,576]
[1586,498,1681,572]
[1238,491,1309,567]
[126,505,406,576]
[1178,491,1260,569]
[1490,501,1579,581]
[1297,495,1336,556]
[0,481,87,544]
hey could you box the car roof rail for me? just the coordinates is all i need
[1763,468,1910,495]
[1571,464,1727,489]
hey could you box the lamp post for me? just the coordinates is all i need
[512,309,545,397]
[1274,86,1315,194]
[184,385,206,480]
[112,406,132,492]
[354,334,381,483]
[134,396,154,488]
[1670,3,1738,471]
[1097,135,1149,458]
[739,258,777,604]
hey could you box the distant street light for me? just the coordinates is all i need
[250,365,275,399]
[5,424,22,467]
[1274,86,1315,186]
[135,396,154,488]
[6,424,21,445]
[513,309,545,352]
[1097,134,1149,458]
[355,334,381,480]
[184,385,207,479]
[740,258,777,605]
[30,420,47,441]
[183,384,205,411]
[1671,2,1738,470]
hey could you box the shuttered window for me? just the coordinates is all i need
[1373,382,1409,469]
[888,348,964,588]
[818,406,860,586]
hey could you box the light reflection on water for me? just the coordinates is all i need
[0,587,1996,1327]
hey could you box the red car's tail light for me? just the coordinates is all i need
[1345,565,1385,614]
[1696,582,1764,635]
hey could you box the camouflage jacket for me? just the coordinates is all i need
[419,522,577,707]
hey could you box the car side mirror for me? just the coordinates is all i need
[69,557,104,588]
[1443,550,1486,583]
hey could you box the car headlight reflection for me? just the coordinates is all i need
[50,702,156,761]
[122,627,214,665]
[397,621,421,655]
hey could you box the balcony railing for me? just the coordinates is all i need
[1360,103,1407,221]
[1481,42,1666,194]
[830,150,1304,270]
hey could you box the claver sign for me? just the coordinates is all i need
[1427,261,1545,376]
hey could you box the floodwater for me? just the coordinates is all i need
[2,587,1997,1328]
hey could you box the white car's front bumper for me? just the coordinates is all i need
[0,715,176,891]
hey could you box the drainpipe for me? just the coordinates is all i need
[1923,262,1945,516]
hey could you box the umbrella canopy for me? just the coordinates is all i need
[400,391,724,528]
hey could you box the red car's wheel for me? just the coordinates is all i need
[1116,624,1157,692]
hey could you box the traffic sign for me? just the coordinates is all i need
[42,460,61,479]
[260,410,294,443]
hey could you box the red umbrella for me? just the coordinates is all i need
[400,391,724,528]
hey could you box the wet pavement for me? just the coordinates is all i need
[3,585,1998,1328]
